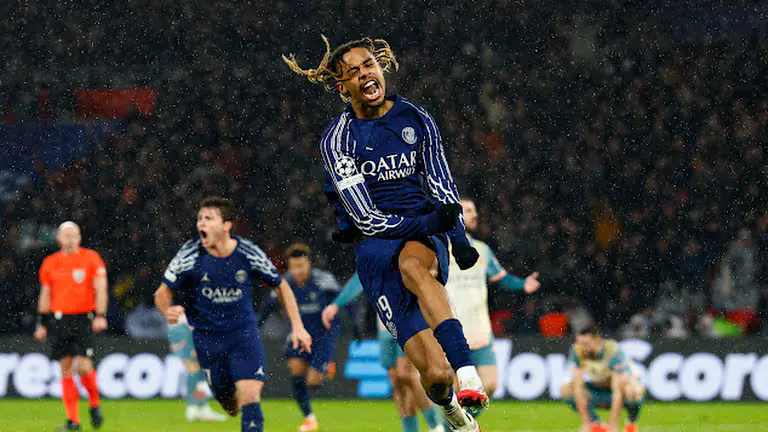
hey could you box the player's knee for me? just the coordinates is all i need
[307,374,324,387]
[423,364,453,389]
[236,380,263,407]
[59,359,75,377]
[393,368,415,389]
[77,362,93,375]
[624,383,644,402]
[483,376,497,396]
[398,255,428,284]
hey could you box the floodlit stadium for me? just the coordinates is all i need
[1,1,766,431]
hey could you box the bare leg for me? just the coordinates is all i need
[403,329,474,429]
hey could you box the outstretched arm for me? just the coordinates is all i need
[486,247,541,294]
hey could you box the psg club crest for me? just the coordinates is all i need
[72,269,86,284]
[386,321,398,339]
[401,126,417,145]
[235,270,248,283]
[334,156,356,177]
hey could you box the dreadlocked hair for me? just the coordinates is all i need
[282,35,399,102]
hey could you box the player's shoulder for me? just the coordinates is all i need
[471,237,491,253]
[80,248,103,259]
[42,250,61,263]
[236,237,277,273]
[311,268,338,286]
[604,339,621,354]
[399,96,433,119]
[175,239,202,257]
[320,111,352,143]
[236,237,267,257]
[40,251,58,271]
[571,343,583,359]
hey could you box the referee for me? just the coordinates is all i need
[34,221,107,431]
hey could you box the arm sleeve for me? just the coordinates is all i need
[320,116,434,239]
[315,270,342,303]
[242,242,283,288]
[609,348,631,374]
[324,172,356,232]
[39,259,50,286]
[417,109,470,247]
[162,241,198,291]
[333,273,364,307]
[91,251,107,278]
[485,245,525,290]
[496,274,526,291]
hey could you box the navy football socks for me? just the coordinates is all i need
[433,319,473,371]
[241,403,264,432]
[291,376,312,417]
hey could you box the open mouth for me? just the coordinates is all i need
[199,230,209,241]
[361,79,382,101]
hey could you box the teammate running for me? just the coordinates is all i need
[561,326,645,432]
[35,221,107,431]
[154,197,312,432]
[285,35,484,431]
[323,273,445,432]
[261,243,342,431]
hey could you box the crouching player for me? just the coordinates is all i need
[561,326,645,432]
[263,243,343,432]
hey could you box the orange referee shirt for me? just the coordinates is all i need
[39,248,107,314]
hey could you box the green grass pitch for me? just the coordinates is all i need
[1,399,766,431]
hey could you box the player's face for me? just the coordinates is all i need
[575,334,602,357]
[57,226,81,252]
[287,256,312,285]
[462,200,478,232]
[197,207,231,248]
[336,48,386,108]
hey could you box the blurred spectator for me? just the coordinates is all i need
[514,300,540,335]
[713,229,758,313]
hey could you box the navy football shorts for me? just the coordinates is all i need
[285,330,338,373]
[355,233,451,348]
[193,323,266,405]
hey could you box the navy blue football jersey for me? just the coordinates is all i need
[162,237,282,332]
[321,94,469,246]
[284,268,340,336]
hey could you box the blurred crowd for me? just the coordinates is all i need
[1,0,766,338]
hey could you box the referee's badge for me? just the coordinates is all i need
[401,126,417,145]
[72,269,86,284]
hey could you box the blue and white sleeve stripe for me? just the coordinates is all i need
[403,101,469,245]
[239,239,282,287]
[162,240,200,289]
[320,113,427,239]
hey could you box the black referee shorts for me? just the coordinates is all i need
[48,312,95,360]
